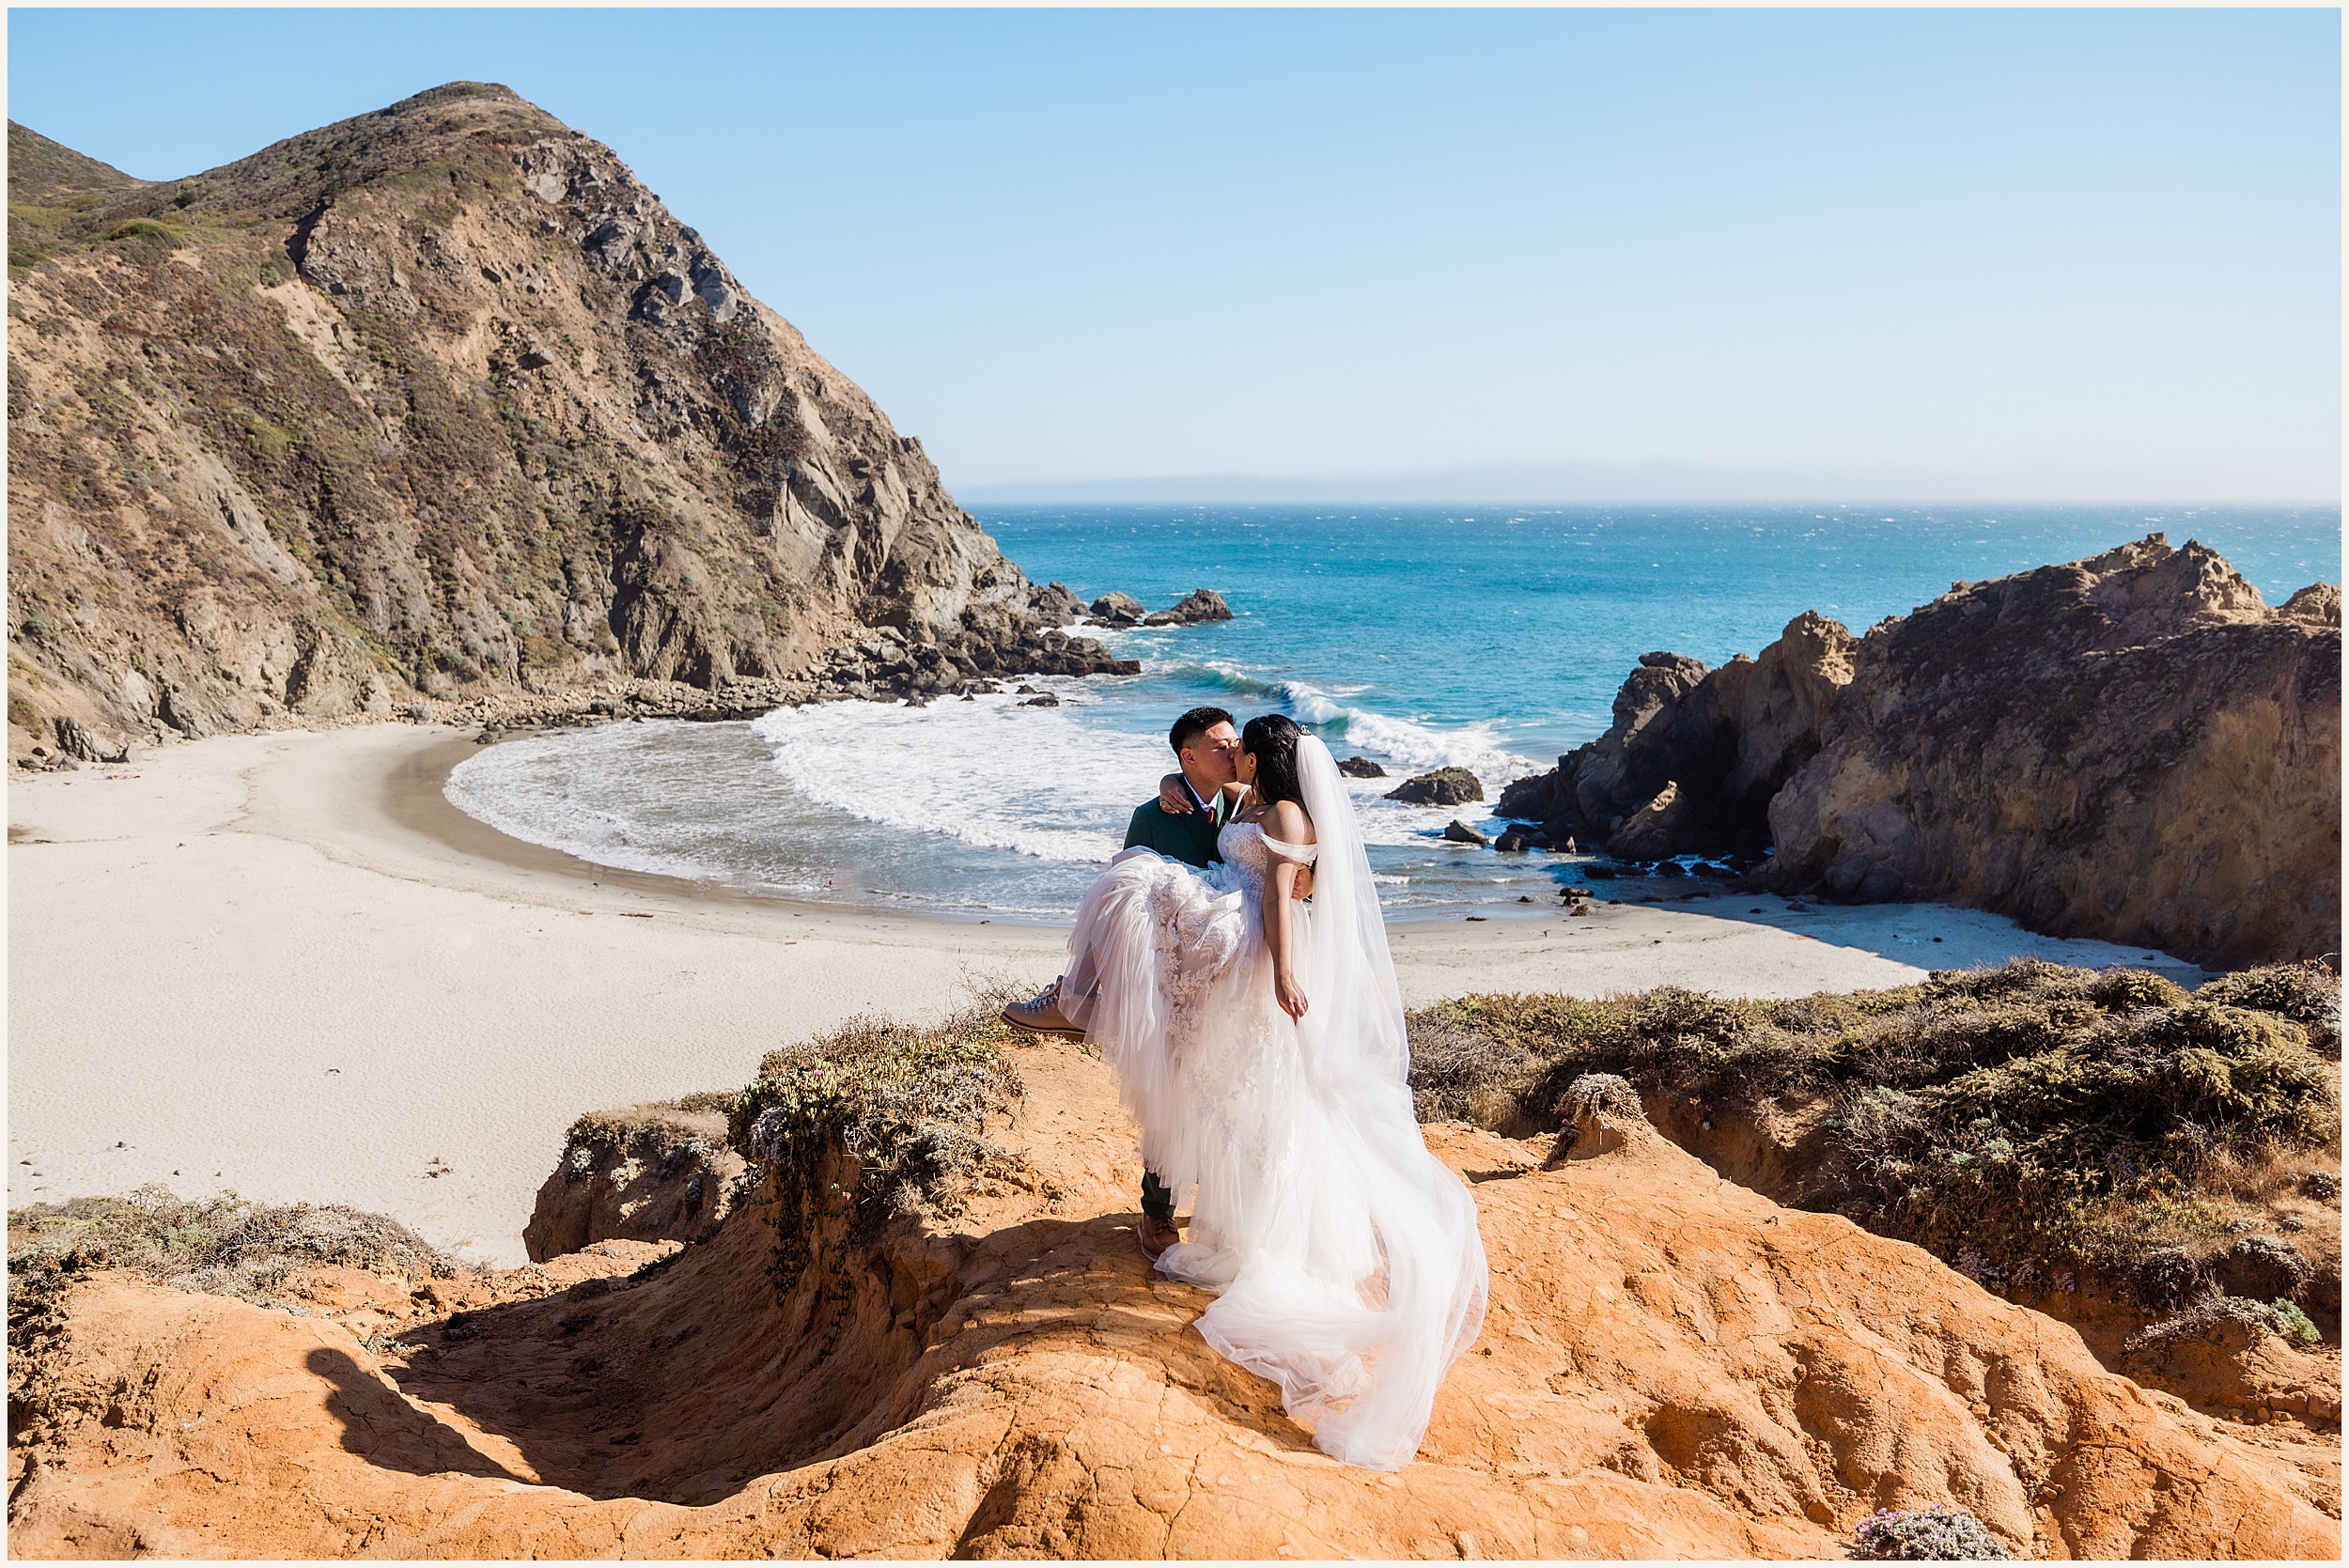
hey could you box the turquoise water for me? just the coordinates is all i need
[980,503,2342,765]
[445,504,2339,920]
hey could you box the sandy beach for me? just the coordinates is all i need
[8,722,2202,1265]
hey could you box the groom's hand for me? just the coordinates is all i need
[1293,866,1315,900]
[1157,772,1193,815]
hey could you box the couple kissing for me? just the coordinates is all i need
[1000,706,1489,1471]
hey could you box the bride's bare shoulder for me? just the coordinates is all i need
[1268,798,1315,844]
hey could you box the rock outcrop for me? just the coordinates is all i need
[521,1100,745,1264]
[2283,582,2341,628]
[50,715,130,764]
[2123,1306,2344,1430]
[1386,766,1484,806]
[1496,650,1729,849]
[1497,537,2340,966]
[8,1039,2336,1557]
[1143,588,1235,627]
[5,87,1119,763]
[1496,616,1857,860]
[1767,538,2340,967]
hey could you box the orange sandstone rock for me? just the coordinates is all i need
[8,1042,2337,1558]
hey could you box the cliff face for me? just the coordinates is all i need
[521,1100,742,1264]
[1497,611,1860,860]
[1498,536,2341,968]
[1768,537,2339,968]
[6,85,1098,754]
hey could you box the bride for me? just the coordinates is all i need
[1052,714,1488,1471]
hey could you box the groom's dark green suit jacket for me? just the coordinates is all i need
[1123,779,1227,867]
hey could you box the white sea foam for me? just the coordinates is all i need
[445,676,1560,918]
[1154,660,1537,786]
[751,686,1167,863]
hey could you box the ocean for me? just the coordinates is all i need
[445,504,2340,921]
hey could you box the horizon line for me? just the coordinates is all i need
[957,489,2345,509]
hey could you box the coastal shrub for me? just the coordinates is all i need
[1407,958,2341,1317]
[561,1095,729,1171]
[8,1186,469,1311]
[1407,1010,1540,1128]
[2196,963,2342,1055]
[1851,1504,2015,1560]
[100,217,196,265]
[2124,1293,2325,1353]
[727,995,1027,1295]
[2269,1296,2325,1346]
[2088,967,2192,1012]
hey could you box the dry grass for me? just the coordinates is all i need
[8,1186,472,1313]
[560,1094,731,1175]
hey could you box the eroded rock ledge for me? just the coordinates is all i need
[9,1033,2341,1558]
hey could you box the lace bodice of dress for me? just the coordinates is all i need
[1217,819,1320,900]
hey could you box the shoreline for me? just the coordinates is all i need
[387,729,1034,932]
[8,721,2207,1265]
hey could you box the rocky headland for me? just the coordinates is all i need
[4,85,1214,768]
[1498,536,2341,968]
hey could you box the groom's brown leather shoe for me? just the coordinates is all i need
[1137,1214,1182,1260]
[1000,977,1086,1039]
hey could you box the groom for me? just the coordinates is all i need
[1002,705,1247,1259]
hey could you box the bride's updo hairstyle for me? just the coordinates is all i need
[1240,714,1306,807]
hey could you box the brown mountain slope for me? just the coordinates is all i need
[7,83,1101,753]
[8,122,148,261]
[8,1042,2338,1558]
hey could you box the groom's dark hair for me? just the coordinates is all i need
[1169,706,1235,756]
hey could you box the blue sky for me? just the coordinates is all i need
[8,8,2341,501]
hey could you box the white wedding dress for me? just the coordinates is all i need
[1060,736,1488,1470]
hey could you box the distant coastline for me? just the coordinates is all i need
[957,468,2346,506]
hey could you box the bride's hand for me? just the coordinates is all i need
[1274,968,1308,1021]
[1157,772,1193,815]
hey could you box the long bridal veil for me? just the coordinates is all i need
[1184,735,1490,1470]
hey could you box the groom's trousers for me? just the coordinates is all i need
[1064,956,1178,1226]
[1116,800,1228,1233]
[1141,1168,1175,1224]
